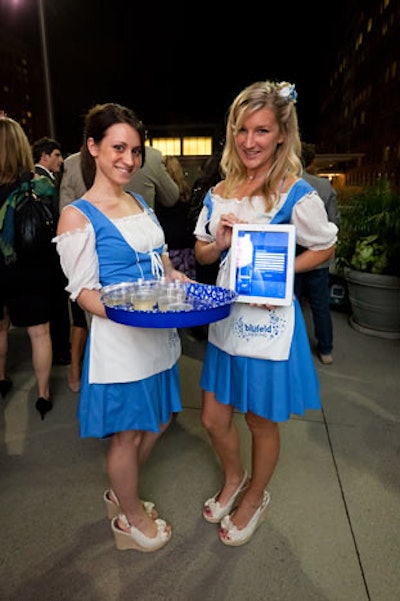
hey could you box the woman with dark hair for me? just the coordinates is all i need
[55,103,189,552]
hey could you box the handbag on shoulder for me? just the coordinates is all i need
[0,172,56,263]
[14,174,56,256]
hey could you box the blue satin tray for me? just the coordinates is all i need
[103,282,237,328]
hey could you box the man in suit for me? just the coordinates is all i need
[59,151,86,209]
[32,137,64,218]
[32,137,71,366]
[59,146,179,210]
[127,145,179,208]
[295,143,341,365]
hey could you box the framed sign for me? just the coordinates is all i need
[229,223,296,306]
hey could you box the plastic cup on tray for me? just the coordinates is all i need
[102,282,133,307]
[130,280,160,311]
[157,281,188,312]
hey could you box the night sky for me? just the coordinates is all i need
[2,0,345,153]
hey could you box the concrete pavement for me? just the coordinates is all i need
[0,306,399,601]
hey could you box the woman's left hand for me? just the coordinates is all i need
[250,302,277,310]
[166,269,194,283]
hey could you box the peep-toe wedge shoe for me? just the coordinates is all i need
[219,489,271,546]
[203,471,249,523]
[103,489,157,520]
[111,514,171,552]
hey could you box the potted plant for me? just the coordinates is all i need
[335,178,400,338]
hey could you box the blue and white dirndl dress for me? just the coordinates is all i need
[54,195,182,438]
[194,179,338,422]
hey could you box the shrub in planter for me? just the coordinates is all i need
[335,179,400,337]
[336,178,400,277]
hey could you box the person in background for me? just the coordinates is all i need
[33,136,71,366]
[32,136,64,217]
[59,150,89,392]
[59,151,86,209]
[186,148,224,341]
[55,102,189,552]
[60,145,180,212]
[188,147,223,286]
[194,80,338,546]
[126,145,179,209]
[0,117,55,419]
[294,142,341,365]
[0,305,12,398]
[155,156,196,279]
[0,104,12,396]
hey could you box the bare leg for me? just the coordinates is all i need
[107,430,171,537]
[0,308,10,381]
[137,418,171,466]
[201,390,247,505]
[231,412,280,530]
[27,322,52,399]
[68,325,87,391]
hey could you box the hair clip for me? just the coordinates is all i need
[277,82,298,104]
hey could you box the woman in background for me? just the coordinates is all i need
[0,116,55,419]
[155,155,196,280]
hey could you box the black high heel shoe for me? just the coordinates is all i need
[35,397,53,420]
[0,379,13,398]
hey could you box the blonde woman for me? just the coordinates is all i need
[194,81,338,546]
[0,117,56,419]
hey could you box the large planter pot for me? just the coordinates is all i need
[345,269,400,339]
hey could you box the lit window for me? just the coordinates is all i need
[182,137,212,156]
[151,138,181,155]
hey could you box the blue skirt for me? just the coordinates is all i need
[200,302,321,422]
[78,347,182,439]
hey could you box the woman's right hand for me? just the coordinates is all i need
[215,212,245,252]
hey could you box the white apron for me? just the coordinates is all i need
[210,249,294,361]
[209,303,294,361]
[89,315,181,384]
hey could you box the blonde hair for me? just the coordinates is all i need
[164,155,191,202]
[221,80,302,210]
[0,117,34,184]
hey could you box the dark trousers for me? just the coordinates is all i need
[50,267,71,363]
[294,267,333,355]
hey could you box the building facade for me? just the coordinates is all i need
[0,27,47,143]
[316,0,399,190]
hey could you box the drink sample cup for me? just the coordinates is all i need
[157,281,187,311]
[130,280,160,311]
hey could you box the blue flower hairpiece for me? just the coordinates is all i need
[277,82,298,104]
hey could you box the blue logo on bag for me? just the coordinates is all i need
[233,312,289,342]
